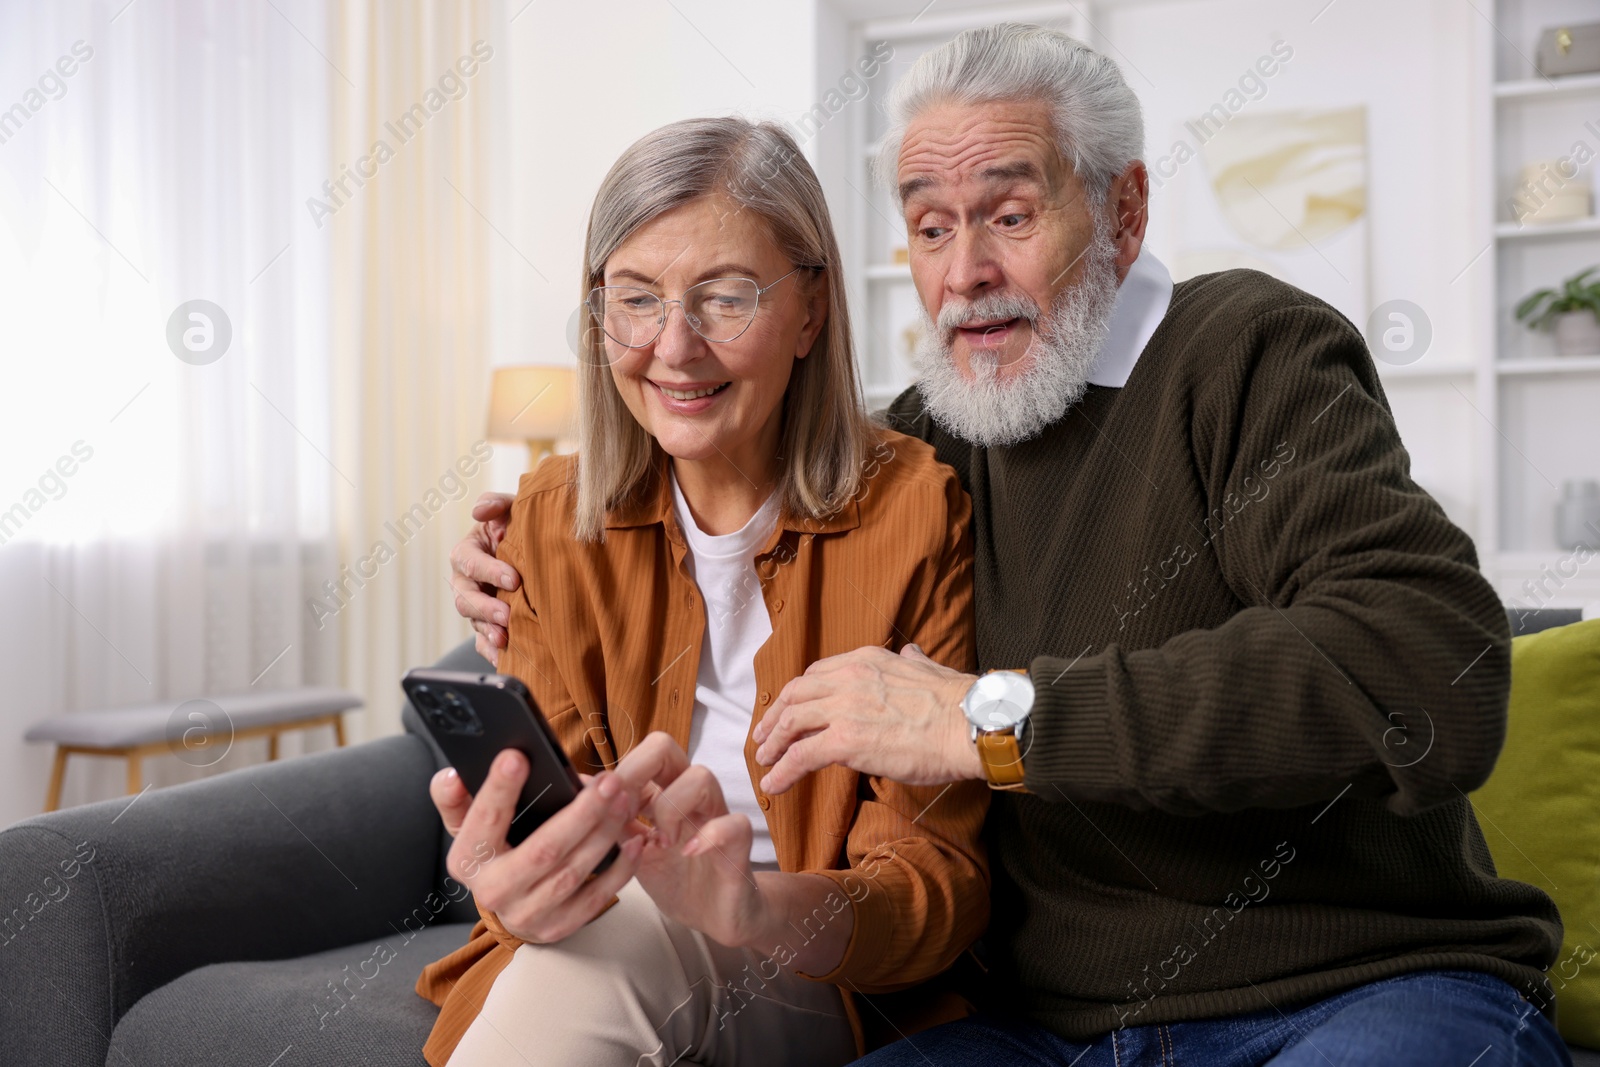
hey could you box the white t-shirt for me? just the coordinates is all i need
[670,471,782,871]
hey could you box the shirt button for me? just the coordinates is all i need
[758,794,771,811]
[773,598,784,612]
[759,691,771,706]
[670,688,679,704]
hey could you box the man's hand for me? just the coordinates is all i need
[430,750,644,943]
[615,733,768,949]
[753,644,983,794]
[449,492,520,666]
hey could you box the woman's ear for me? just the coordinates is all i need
[794,269,828,360]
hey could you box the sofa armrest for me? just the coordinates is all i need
[0,732,446,1066]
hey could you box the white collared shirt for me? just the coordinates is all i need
[1086,248,1174,389]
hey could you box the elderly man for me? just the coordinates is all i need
[449,24,1567,1067]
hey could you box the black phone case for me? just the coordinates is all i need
[402,669,613,868]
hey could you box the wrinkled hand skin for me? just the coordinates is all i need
[616,733,769,948]
[616,733,855,972]
[753,644,983,794]
[450,491,518,666]
[429,750,644,943]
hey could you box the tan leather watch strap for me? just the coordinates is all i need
[975,731,1026,787]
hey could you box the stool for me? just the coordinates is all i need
[24,686,363,812]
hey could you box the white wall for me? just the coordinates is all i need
[1099,0,1483,533]
[488,0,822,489]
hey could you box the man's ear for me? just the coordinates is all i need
[1108,160,1150,283]
[795,269,829,359]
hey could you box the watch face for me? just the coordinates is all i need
[964,670,1035,731]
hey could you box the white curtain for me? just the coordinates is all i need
[0,0,338,822]
[324,0,502,741]
[0,0,512,826]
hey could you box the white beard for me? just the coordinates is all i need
[911,222,1122,448]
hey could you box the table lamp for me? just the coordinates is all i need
[487,365,577,466]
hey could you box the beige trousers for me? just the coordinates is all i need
[446,881,858,1067]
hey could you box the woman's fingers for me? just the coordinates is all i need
[682,811,753,859]
[509,834,645,943]
[650,764,728,847]
[445,750,528,882]
[545,776,641,888]
[458,760,650,945]
[488,774,644,940]
[495,771,637,900]
[428,767,472,837]
[614,731,691,796]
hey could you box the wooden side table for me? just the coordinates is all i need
[24,687,363,812]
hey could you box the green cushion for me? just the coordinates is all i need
[1472,617,1600,1048]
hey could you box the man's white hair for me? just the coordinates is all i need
[874,22,1144,204]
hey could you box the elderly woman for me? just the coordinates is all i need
[414,116,988,1067]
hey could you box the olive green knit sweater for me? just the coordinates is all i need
[884,268,1562,1039]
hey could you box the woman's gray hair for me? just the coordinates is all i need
[874,23,1143,205]
[573,116,874,542]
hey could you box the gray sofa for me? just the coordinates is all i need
[3,632,1597,1066]
[0,639,490,1066]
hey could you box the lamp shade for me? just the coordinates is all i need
[486,365,576,444]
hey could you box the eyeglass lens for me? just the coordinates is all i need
[587,277,763,347]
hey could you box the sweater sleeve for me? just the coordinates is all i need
[1024,301,1511,817]
[810,465,990,992]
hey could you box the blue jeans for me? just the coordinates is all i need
[853,970,1570,1066]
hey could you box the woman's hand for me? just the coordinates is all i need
[617,733,769,949]
[430,750,645,944]
[617,733,856,975]
[449,492,520,666]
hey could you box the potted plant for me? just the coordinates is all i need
[1515,265,1600,356]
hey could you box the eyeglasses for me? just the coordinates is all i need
[586,267,808,348]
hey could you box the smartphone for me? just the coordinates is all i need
[403,668,617,871]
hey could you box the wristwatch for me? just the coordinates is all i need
[961,669,1035,788]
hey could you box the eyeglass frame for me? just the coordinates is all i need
[585,266,814,349]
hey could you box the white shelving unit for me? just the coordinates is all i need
[1476,0,1600,605]
[1494,69,1600,101]
[1497,355,1600,377]
[1495,216,1600,240]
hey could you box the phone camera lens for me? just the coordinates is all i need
[440,689,483,736]
[412,684,460,734]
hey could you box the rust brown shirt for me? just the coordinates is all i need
[416,428,990,1063]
